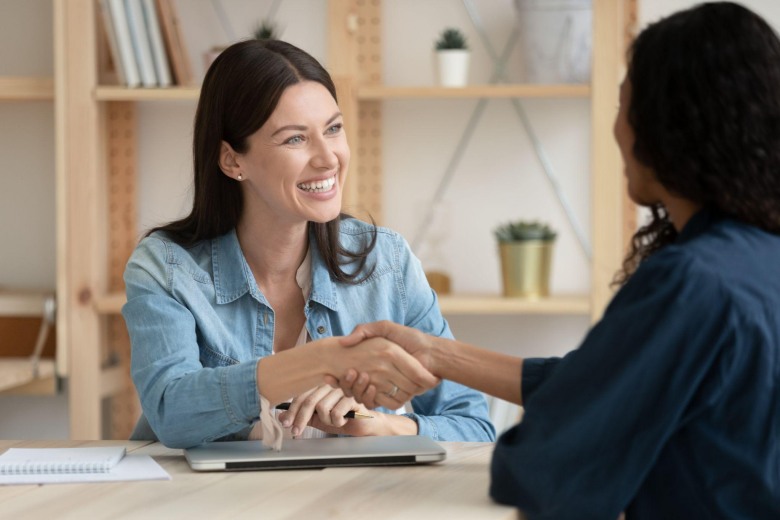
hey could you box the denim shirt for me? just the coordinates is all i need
[122,219,495,448]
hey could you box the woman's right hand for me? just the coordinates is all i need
[331,321,442,408]
[330,336,440,410]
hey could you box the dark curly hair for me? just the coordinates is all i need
[615,2,780,284]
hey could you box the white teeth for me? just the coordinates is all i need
[298,176,336,193]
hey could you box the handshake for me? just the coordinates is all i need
[326,321,446,410]
[261,320,518,411]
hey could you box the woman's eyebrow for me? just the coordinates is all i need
[270,112,343,137]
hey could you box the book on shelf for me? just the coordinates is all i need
[155,0,194,86]
[102,0,141,88]
[141,0,172,87]
[97,0,127,86]
[124,0,158,87]
[0,446,126,475]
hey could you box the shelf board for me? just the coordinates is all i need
[93,84,589,102]
[95,292,126,314]
[97,292,590,316]
[437,294,590,315]
[94,86,200,101]
[0,77,54,101]
[0,290,52,317]
[357,84,590,100]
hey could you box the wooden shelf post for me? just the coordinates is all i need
[57,0,105,439]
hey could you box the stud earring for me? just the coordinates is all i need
[237,173,243,181]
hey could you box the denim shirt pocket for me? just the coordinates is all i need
[199,342,240,368]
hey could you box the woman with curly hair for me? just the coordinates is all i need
[338,2,780,518]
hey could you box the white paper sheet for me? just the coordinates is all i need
[0,455,171,485]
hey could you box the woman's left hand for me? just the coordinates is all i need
[278,385,417,437]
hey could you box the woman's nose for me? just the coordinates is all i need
[310,137,338,169]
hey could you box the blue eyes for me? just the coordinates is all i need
[283,123,342,145]
[285,135,305,145]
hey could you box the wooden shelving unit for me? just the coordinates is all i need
[0,76,54,101]
[92,84,589,102]
[94,85,199,101]
[356,84,590,100]
[438,294,590,315]
[57,0,634,439]
[93,291,590,316]
[0,12,58,398]
[330,0,632,321]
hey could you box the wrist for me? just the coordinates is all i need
[427,336,450,379]
[379,413,419,436]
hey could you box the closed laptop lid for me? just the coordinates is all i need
[184,435,446,472]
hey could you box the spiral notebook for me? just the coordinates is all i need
[0,447,126,475]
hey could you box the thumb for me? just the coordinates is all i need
[339,328,368,347]
[339,321,384,347]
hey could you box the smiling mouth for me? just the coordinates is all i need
[297,175,336,193]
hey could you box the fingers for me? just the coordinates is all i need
[336,369,359,397]
[346,371,375,408]
[315,391,353,429]
[283,386,331,437]
[281,386,361,436]
[335,337,439,408]
[384,343,439,391]
[345,372,416,410]
[322,374,340,388]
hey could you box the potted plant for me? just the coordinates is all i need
[204,18,281,70]
[434,27,470,87]
[252,18,280,40]
[494,220,557,298]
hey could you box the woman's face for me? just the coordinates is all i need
[613,78,663,206]
[235,81,349,225]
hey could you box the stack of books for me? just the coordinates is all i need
[98,0,193,88]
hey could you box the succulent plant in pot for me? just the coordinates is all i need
[494,221,557,243]
[434,27,470,87]
[253,18,280,40]
[494,220,557,298]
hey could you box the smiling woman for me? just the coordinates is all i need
[120,39,495,449]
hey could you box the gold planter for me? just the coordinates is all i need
[498,240,554,298]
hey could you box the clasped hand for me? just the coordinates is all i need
[278,385,374,437]
[325,322,440,410]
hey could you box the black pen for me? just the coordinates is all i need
[274,402,373,419]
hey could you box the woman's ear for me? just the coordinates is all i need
[219,141,243,181]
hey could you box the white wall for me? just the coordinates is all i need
[0,0,55,291]
[0,0,63,439]
[4,0,780,438]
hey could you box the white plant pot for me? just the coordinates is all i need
[436,50,470,87]
[514,0,592,83]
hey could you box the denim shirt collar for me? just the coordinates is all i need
[211,228,338,311]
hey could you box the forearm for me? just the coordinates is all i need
[135,361,260,448]
[257,340,336,405]
[431,339,524,405]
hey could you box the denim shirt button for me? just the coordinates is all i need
[316,325,326,334]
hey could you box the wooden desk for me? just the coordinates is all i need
[0,440,519,519]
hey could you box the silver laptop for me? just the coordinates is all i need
[184,435,446,471]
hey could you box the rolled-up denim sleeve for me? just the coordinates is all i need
[122,238,260,448]
[393,233,496,442]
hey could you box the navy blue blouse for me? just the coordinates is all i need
[490,210,780,519]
